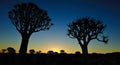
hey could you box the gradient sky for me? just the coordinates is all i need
[0,0,120,53]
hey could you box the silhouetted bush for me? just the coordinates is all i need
[36,50,42,54]
[47,50,54,54]
[60,50,66,54]
[7,47,16,54]
[29,49,35,54]
[75,51,81,55]
[0,53,120,65]
[1,49,6,53]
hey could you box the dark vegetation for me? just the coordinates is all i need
[8,2,109,56]
[5,2,119,65]
[0,52,120,65]
[8,2,53,54]
[67,17,109,55]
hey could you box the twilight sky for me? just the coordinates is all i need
[0,0,120,53]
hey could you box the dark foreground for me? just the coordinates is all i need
[0,53,120,65]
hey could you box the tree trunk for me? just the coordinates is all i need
[81,45,88,55]
[81,45,89,65]
[19,34,30,54]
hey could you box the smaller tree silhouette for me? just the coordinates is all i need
[67,17,109,55]
[7,47,16,54]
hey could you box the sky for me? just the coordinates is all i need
[0,0,120,53]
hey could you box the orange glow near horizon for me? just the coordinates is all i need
[0,40,120,54]
[41,44,65,53]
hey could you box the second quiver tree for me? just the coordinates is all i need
[8,2,53,54]
[67,17,109,55]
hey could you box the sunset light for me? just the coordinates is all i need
[0,0,120,65]
[0,0,120,54]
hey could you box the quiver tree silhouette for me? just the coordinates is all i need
[8,2,53,54]
[67,17,109,55]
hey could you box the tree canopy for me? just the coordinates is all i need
[8,2,53,54]
[67,17,109,55]
[8,2,53,35]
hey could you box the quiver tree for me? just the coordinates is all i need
[8,2,53,54]
[67,17,108,55]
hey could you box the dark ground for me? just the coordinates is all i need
[0,52,120,65]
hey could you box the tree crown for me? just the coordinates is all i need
[67,17,108,44]
[8,2,53,35]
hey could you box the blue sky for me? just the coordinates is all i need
[0,0,120,53]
